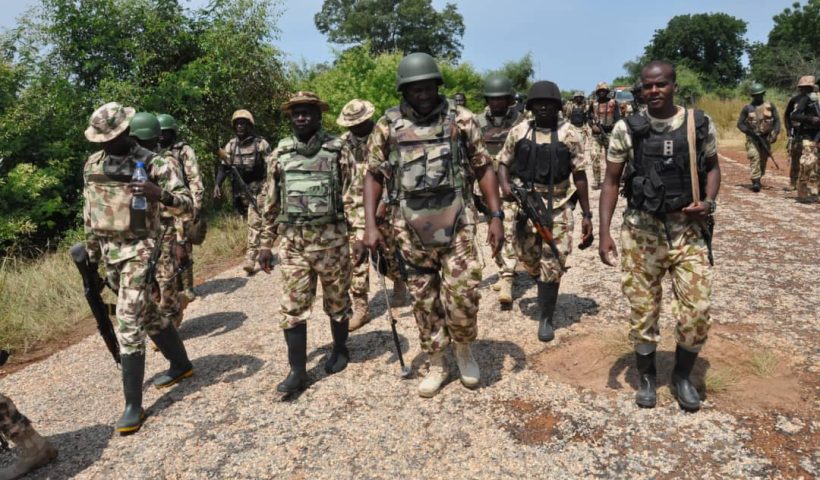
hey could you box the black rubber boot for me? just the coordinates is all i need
[149,326,194,388]
[537,281,559,342]
[325,319,350,374]
[751,179,761,192]
[634,351,657,408]
[116,353,146,434]
[672,345,701,411]
[277,323,307,393]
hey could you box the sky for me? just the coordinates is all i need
[0,0,798,93]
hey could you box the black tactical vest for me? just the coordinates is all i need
[623,109,708,214]
[569,105,586,127]
[510,126,572,186]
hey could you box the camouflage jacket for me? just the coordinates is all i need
[339,130,372,238]
[476,106,524,164]
[260,130,358,251]
[167,142,204,209]
[83,144,192,264]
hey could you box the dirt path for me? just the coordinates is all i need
[0,153,817,479]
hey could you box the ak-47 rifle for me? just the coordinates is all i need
[217,148,262,216]
[749,131,781,170]
[69,244,121,365]
[509,184,566,272]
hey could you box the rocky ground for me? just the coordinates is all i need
[1,151,817,479]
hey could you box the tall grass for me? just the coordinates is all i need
[0,213,248,353]
[699,95,791,154]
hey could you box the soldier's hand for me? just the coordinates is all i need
[487,217,504,256]
[129,181,162,202]
[579,218,594,250]
[363,225,386,253]
[682,201,708,221]
[352,240,368,266]
[258,249,274,274]
[598,233,619,266]
[375,201,387,223]
[213,186,222,200]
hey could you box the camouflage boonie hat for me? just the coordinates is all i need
[84,102,136,143]
[231,109,255,125]
[595,82,610,92]
[281,91,329,112]
[336,99,375,127]
[572,91,584,98]
[797,76,816,87]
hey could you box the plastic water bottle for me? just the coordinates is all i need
[130,161,149,234]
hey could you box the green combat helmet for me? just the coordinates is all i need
[129,112,160,141]
[157,113,179,132]
[396,52,442,91]
[750,82,766,96]
[526,80,562,110]
[484,76,514,98]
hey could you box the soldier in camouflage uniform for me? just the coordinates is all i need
[361,53,504,398]
[337,99,409,332]
[0,394,57,479]
[599,61,721,412]
[498,81,593,342]
[158,113,204,302]
[257,92,356,394]
[83,102,194,433]
[476,75,524,306]
[790,75,820,203]
[214,110,272,274]
[564,90,590,160]
[737,83,781,192]
[587,82,621,189]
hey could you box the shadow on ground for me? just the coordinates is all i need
[196,277,248,298]
[180,311,248,341]
[519,293,599,329]
[607,350,713,399]
[7,424,115,480]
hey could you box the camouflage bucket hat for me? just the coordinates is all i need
[84,102,136,143]
[797,75,816,87]
[336,99,375,127]
[595,81,610,92]
[280,91,329,112]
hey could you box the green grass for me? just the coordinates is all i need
[0,213,248,353]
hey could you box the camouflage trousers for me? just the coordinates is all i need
[797,139,819,199]
[395,220,482,354]
[746,136,769,180]
[278,236,352,330]
[350,222,401,299]
[588,135,608,186]
[156,225,182,327]
[620,209,713,353]
[493,200,520,279]
[788,137,803,187]
[243,184,268,263]
[103,239,169,354]
[515,204,574,283]
[0,394,31,440]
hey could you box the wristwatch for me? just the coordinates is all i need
[704,198,717,214]
[581,211,593,219]
[489,210,505,221]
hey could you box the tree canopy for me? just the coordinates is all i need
[314,0,465,59]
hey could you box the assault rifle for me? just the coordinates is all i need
[216,148,262,216]
[748,131,781,170]
[69,244,121,365]
[508,184,566,272]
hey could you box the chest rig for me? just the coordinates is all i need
[478,109,520,157]
[510,123,573,186]
[230,136,265,183]
[745,102,774,136]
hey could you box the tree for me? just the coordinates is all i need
[749,0,819,89]
[314,0,465,59]
[643,13,747,88]
[486,53,534,94]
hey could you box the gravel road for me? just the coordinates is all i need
[1,153,817,479]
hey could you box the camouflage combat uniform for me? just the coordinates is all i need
[167,141,204,265]
[366,98,492,354]
[221,135,272,264]
[477,106,524,281]
[737,101,780,182]
[790,87,820,200]
[84,145,192,354]
[260,131,356,329]
[498,118,586,283]
[0,394,31,440]
[608,106,718,352]
[588,95,620,187]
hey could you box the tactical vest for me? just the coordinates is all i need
[386,101,467,247]
[229,136,265,183]
[746,102,774,135]
[510,124,572,186]
[569,104,586,127]
[478,110,519,157]
[594,99,618,129]
[85,146,157,237]
[794,94,820,139]
[623,109,709,214]
[275,135,345,226]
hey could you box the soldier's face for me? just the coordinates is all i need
[159,129,175,148]
[349,119,374,138]
[573,96,584,104]
[103,128,133,155]
[751,93,764,103]
[403,80,439,116]
[290,105,321,138]
[486,96,512,116]
[530,99,560,125]
[596,90,609,101]
[641,66,676,110]
[453,94,466,106]
[234,119,251,138]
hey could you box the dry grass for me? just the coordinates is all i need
[704,367,740,395]
[0,213,249,353]
[699,95,791,154]
[600,328,633,358]
[748,350,780,378]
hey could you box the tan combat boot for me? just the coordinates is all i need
[389,279,411,308]
[418,351,448,398]
[242,258,256,275]
[348,295,371,332]
[453,342,480,388]
[0,428,58,480]
[498,277,513,305]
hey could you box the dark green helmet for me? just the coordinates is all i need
[129,112,160,141]
[396,52,443,91]
[156,113,178,132]
[750,82,766,95]
[526,81,561,109]
[484,76,514,97]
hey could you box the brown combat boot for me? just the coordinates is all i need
[0,428,58,480]
[348,295,370,332]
